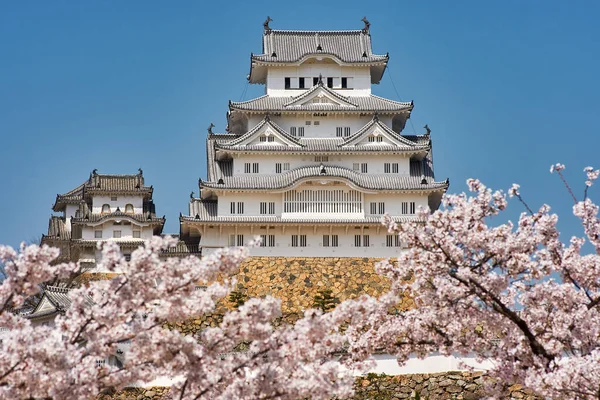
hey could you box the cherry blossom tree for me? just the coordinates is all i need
[0,237,361,399]
[340,164,600,399]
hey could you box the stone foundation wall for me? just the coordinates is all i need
[99,373,539,399]
[233,256,409,314]
[353,372,539,399]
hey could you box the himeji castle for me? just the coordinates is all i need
[179,18,448,257]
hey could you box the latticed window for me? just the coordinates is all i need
[124,204,134,214]
[361,163,368,173]
[276,163,282,173]
[101,204,111,214]
[314,155,329,162]
[244,163,251,173]
[259,202,274,215]
[252,163,259,173]
[401,201,416,215]
[291,234,307,247]
[260,234,276,247]
[284,189,363,214]
[323,234,339,247]
[386,234,401,247]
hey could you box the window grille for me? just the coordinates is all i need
[410,202,416,214]
[94,230,102,239]
[283,189,363,214]
[336,127,343,137]
[402,202,408,214]
[113,231,121,239]
[244,163,251,173]
[252,163,259,173]
[386,235,401,247]
[237,234,244,246]
[361,163,368,173]
[344,127,351,137]
[276,163,282,173]
[305,121,311,126]
[291,235,307,247]
[111,196,117,201]
[353,163,360,171]
[298,127,305,137]
[268,234,275,247]
[268,202,275,214]
[323,234,329,247]
[314,155,329,162]
[378,202,385,214]
[332,235,338,247]
[314,121,320,126]
[133,230,141,238]
[384,163,390,173]
[370,202,377,214]
[283,163,290,171]
[259,136,266,142]
[230,202,236,214]
[260,202,267,214]
[237,202,244,214]
[392,163,399,173]
[268,136,274,142]
[354,234,361,247]
[363,235,370,247]
[290,127,297,136]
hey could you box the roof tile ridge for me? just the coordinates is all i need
[368,93,413,106]
[230,94,269,105]
[267,29,364,34]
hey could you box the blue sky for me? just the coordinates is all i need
[1,1,599,248]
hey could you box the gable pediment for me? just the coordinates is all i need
[284,85,358,108]
[341,118,425,149]
[221,118,302,148]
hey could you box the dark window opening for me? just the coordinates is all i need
[299,77,305,89]
[313,77,319,86]
[327,77,333,88]
[341,77,348,89]
[284,77,291,89]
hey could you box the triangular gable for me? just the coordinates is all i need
[221,117,303,148]
[30,294,58,315]
[284,84,358,108]
[341,118,425,149]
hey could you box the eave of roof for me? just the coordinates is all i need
[200,165,449,193]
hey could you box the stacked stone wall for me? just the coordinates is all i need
[99,373,540,399]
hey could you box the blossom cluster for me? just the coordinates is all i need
[352,166,600,399]
[0,237,362,399]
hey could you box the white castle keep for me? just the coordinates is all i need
[179,18,448,258]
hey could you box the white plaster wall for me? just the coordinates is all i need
[92,195,144,214]
[214,190,427,218]
[266,64,371,96]
[232,154,411,175]
[217,193,282,216]
[81,223,153,240]
[271,115,374,138]
[65,204,79,231]
[344,353,494,376]
[200,225,405,258]
[363,193,429,216]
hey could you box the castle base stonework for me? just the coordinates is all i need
[233,256,410,315]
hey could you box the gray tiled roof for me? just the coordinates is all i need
[161,240,202,256]
[25,286,94,320]
[71,239,147,247]
[229,92,412,113]
[254,30,388,64]
[71,211,165,225]
[214,115,428,154]
[200,165,448,192]
[221,116,302,147]
[53,171,153,211]
[44,216,71,241]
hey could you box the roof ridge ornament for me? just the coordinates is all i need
[263,16,272,32]
[317,74,324,86]
[423,124,431,136]
[361,16,370,32]
[207,123,215,135]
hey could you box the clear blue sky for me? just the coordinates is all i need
[1,1,599,248]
